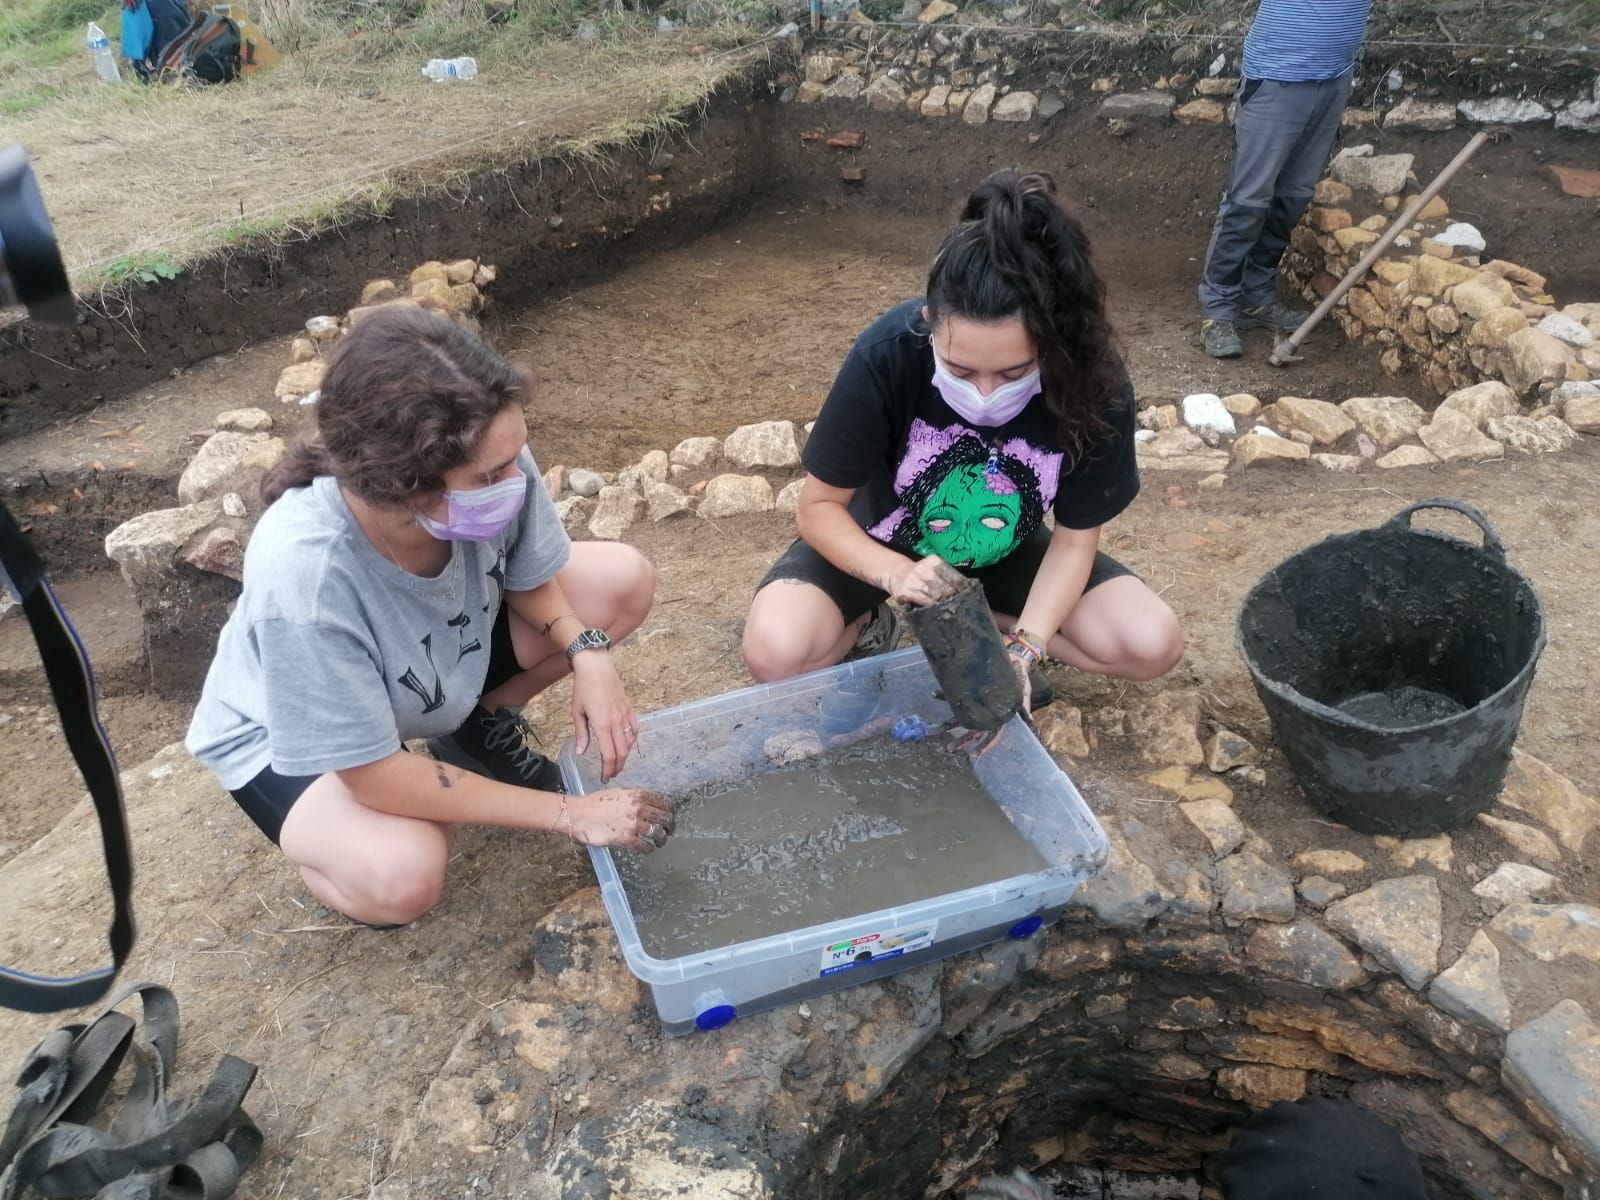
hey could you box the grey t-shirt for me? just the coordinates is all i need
[186,449,570,790]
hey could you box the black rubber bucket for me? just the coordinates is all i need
[1237,500,1546,837]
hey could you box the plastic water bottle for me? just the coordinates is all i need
[87,22,120,85]
[421,57,478,83]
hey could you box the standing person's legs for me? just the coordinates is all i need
[1239,72,1355,315]
[1197,80,1326,322]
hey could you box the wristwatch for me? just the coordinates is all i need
[565,628,612,661]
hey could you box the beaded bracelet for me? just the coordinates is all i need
[1005,629,1048,664]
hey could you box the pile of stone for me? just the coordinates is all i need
[1283,150,1599,401]
[273,257,498,406]
[548,418,813,541]
[1136,379,1599,484]
[102,257,499,696]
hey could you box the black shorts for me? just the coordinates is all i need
[229,602,525,844]
[757,524,1134,625]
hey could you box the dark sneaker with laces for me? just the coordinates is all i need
[1238,301,1310,332]
[1201,318,1244,359]
[845,603,903,662]
[429,706,565,792]
[1027,663,1055,712]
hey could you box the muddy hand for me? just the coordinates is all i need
[888,555,966,608]
[570,788,675,852]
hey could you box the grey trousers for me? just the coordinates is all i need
[1197,74,1353,320]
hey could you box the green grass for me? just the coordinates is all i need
[98,251,184,286]
[0,0,120,71]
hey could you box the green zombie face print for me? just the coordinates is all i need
[869,419,1064,570]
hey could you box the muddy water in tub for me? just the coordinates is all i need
[616,733,1049,958]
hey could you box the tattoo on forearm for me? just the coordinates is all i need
[541,611,577,639]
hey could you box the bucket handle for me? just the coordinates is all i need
[1385,499,1504,558]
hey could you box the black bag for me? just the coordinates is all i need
[156,11,241,84]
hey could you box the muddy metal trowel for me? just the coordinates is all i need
[903,578,1025,732]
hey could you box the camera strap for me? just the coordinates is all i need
[0,499,135,1014]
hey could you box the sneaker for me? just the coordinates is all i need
[1201,318,1244,359]
[845,604,903,662]
[429,706,565,792]
[1027,663,1055,712]
[1238,301,1310,332]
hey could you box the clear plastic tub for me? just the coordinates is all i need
[557,647,1109,1035]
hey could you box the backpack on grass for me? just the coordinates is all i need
[156,11,242,84]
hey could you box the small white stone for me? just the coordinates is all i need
[1251,424,1282,438]
[222,492,247,519]
[1536,313,1595,349]
[1181,392,1237,440]
[568,469,604,498]
[1434,223,1487,254]
[305,315,341,341]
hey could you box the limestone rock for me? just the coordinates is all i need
[1502,327,1574,395]
[1032,705,1089,760]
[1333,226,1378,252]
[1273,396,1355,444]
[1180,392,1235,440]
[1488,414,1577,453]
[1174,99,1226,124]
[1467,306,1530,350]
[617,450,669,490]
[221,493,247,519]
[920,85,953,117]
[644,482,692,522]
[304,315,340,341]
[1074,822,1173,929]
[1136,427,1231,472]
[1180,798,1245,858]
[1439,380,1518,428]
[1198,472,1227,491]
[178,432,285,505]
[553,496,591,536]
[699,474,775,519]
[1143,767,1234,806]
[105,501,224,586]
[1246,923,1369,990]
[1450,272,1517,319]
[182,526,244,582]
[1217,1065,1306,1107]
[1311,452,1361,474]
[1385,98,1456,130]
[1459,97,1550,125]
[411,277,482,315]
[542,464,566,500]
[670,436,721,469]
[290,337,316,364]
[1557,98,1600,133]
[1472,862,1559,908]
[409,261,446,286]
[1325,875,1442,989]
[1196,77,1238,97]
[1502,1000,1600,1171]
[917,0,956,21]
[1294,849,1366,875]
[992,91,1038,122]
[444,259,477,285]
[567,469,604,497]
[822,73,865,102]
[1429,931,1511,1033]
[804,54,839,84]
[274,360,325,401]
[961,82,996,124]
[1331,148,1414,196]
[1205,728,1257,773]
[1476,813,1562,867]
[1339,395,1425,448]
[1100,92,1175,120]
[587,486,644,541]
[1490,903,1600,966]
[767,478,801,513]
[1222,393,1262,419]
[359,279,398,305]
[724,420,802,470]
[1418,408,1505,463]
[1233,434,1309,468]
[864,74,907,113]
[1566,392,1600,433]
[1118,816,1214,924]
[1219,852,1296,923]
[1537,313,1596,349]
[1037,93,1065,121]
[1374,834,1453,871]
[1127,690,1204,766]
[1426,304,1462,335]
[214,407,273,433]
[797,80,825,104]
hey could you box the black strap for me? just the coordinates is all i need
[0,982,260,1200]
[0,499,136,1015]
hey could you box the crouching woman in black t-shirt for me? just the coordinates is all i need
[742,168,1183,691]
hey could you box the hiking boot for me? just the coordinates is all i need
[1238,301,1310,332]
[429,706,565,792]
[845,603,903,661]
[1027,663,1055,713]
[1200,318,1244,359]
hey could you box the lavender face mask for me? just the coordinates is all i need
[415,476,526,542]
[931,349,1042,427]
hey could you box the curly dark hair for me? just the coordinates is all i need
[926,168,1119,461]
[262,306,531,507]
[878,433,1046,559]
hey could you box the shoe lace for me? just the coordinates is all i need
[480,709,550,781]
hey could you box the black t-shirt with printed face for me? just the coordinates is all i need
[803,300,1140,571]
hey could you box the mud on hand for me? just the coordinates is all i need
[571,788,676,853]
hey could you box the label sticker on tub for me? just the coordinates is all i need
[819,921,939,977]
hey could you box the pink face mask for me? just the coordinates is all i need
[415,476,526,542]
[931,349,1042,427]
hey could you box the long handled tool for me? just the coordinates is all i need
[1268,131,1491,366]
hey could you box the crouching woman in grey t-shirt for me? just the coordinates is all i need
[186,306,673,926]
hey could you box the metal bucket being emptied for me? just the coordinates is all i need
[1236,500,1546,837]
